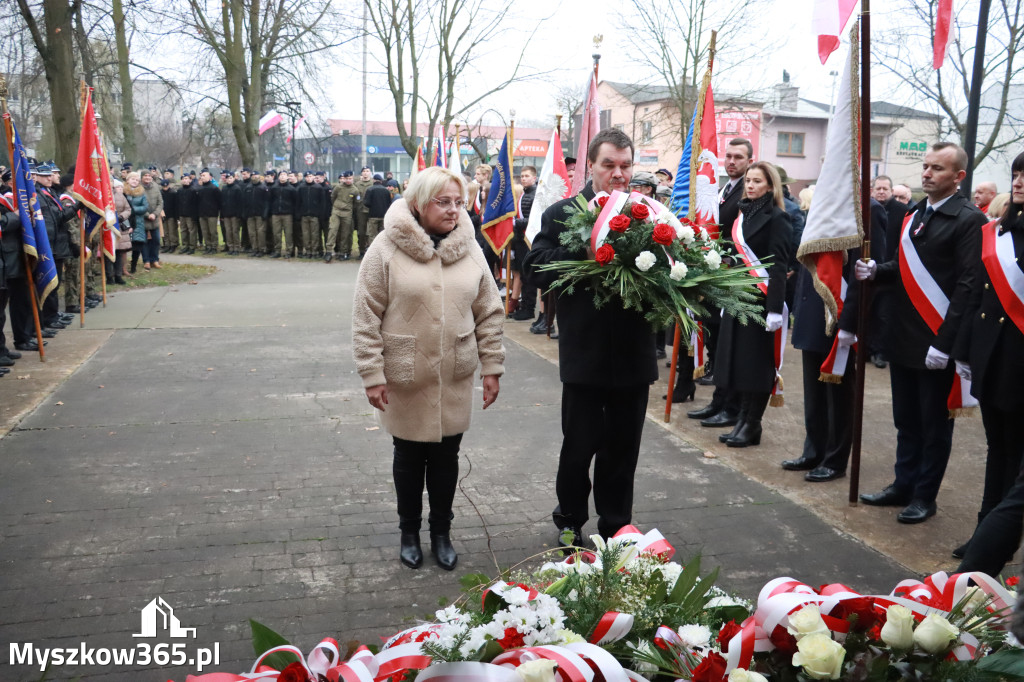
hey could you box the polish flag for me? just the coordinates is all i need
[258,110,283,135]
[285,115,307,143]
[933,0,954,68]
[570,68,600,195]
[812,0,858,64]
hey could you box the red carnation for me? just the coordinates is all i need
[1008,577,1020,587]
[498,626,525,649]
[690,651,727,682]
[630,203,650,220]
[831,597,879,632]
[717,620,742,652]
[652,223,676,245]
[595,244,615,266]
[596,196,609,208]
[608,214,631,232]
[278,662,309,682]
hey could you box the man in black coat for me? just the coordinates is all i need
[220,171,244,255]
[269,173,296,258]
[161,178,179,254]
[0,186,33,361]
[782,199,887,481]
[363,175,393,248]
[34,163,77,332]
[856,142,988,524]
[196,169,221,254]
[523,128,657,546]
[868,175,907,368]
[688,137,751,423]
[176,174,200,254]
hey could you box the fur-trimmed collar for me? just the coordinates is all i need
[383,197,476,265]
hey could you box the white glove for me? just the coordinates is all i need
[956,361,972,381]
[854,259,877,281]
[837,330,857,349]
[924,346,949,370]
[765,312,784,332]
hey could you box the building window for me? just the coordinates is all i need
[641,121,653,143]
[777,132,805,156]
[870,135,884,160]
[614,123,624,132]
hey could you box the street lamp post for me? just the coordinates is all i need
[283,101,301,170]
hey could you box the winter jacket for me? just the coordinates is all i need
[125,185,150,243]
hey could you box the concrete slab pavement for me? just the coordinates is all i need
[0,254,980,681]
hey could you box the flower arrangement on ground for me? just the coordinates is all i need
[182,527,1024,682]
[535,191,764,333]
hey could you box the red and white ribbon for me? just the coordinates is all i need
[589,190,666,253]
[589,611,634,645]
[612,525,675,559]
[819,275,854,382]
[691,321,706,380]
[492,645,595,682]
[981,220,1024,334]
[482,581,542,607]
[417,662,520,682]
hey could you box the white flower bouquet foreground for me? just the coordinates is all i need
[181,526,1024,682]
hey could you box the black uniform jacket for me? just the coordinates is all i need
[196,181,221,218]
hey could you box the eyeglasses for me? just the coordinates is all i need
[431,197,466,210]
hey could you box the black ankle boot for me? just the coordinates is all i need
[726,421,762,447]
[399,533,423,568]
[719,419,746,443]
[430,533,457,571]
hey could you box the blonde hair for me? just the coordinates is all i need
[126,171,142,184]
[798,186,815,212]
[747,161,784,209]
[405,167,467,214]
[475,164,492,182]
[988,192,1011,219]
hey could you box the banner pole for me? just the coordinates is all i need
[664,322,682,422]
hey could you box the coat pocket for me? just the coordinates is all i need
[453,329,479,379]
[382,332,417,385]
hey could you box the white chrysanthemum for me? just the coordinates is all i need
[635,251,657,272]
[699,227,710,241]
[677,624,712,649]
[503,586,531,605]
[677,225,696,244]
[657,561,682,587]
[704,250,722,269]
[436,605,468,623]
[670,262,688,281]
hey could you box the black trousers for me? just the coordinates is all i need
[553,382,649,538]
[738,391,770,424]
[889,362,955,503]
[41,258,63,326]
[799,349,855,471]
[958,403,1024,575]
[392,434,462,534]
[5,277,33,346]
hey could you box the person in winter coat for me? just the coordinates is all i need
[141,170,163,268]
[124,172,150,274]
[111,180,133,283]
[352,166,505,572]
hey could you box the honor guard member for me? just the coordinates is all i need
[247,172,271,256]
[269,171,297,258]
[57,171,86,315]
[0,175,37,357]
[289,171,303,256]
[196,168,222,254]
[326,171,358,262]
[34,163,78,333]
[161,177,179,254]
[220,170,244,255]
[298,170,320,258]
[363,174,393,247]
[314,171,331,256]
[177,173,200,254]
[353,166,374,257]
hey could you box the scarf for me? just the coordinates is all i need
[738,193,773,220]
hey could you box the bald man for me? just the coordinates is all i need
[974,182,997,214]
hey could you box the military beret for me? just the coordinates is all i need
[242,167,252,173]
[341,170,353,177]
[315,171,325,177]
[361,166,371,172]
[265,169,278,175]
[160,179,170,187]
[148,165,158,171]
[656,168,673,181]
[200,167,211,174]
[163,168,174,174]
[121,162,133,170]
[189,171,196,176]
[373,173,384,181]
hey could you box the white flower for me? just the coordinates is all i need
[913,613,959,653]
[879,605,915,649]
[656,208,684,232]
[635,251,657,272]
[556,629,585,645]
[503,586,531,605]
[657,562,682,588]
[699,227,710,241]
[729,669,769,682]
[515,658,557,682]
[787,604,830,641]
[704,250,722,269]
[669,262,688,281]
[791,633,846,680]
[677,624,712,649]
[677,224,696,244]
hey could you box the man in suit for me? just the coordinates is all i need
[868,175,906,368]
[855,142,987,523]
[523,128,657,548]
[687,137,751,425]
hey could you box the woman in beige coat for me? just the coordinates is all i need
[352,166,505,571]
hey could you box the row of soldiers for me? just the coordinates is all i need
[147,166,396,261]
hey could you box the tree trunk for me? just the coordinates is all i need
[111,0,136,163]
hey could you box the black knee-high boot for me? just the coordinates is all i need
[727,392,769,447]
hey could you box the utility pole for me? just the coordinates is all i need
[961,0,992,197]
[361,1,368,169]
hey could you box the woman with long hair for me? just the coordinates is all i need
[712,161,792,448]
[953,152,1024,575]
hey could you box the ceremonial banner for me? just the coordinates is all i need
[524,128,570,245]
[570,69,600,196]
[481,131,516,255]
[3,113,58,304]
[812,0,857,64]
[258,110,283,135]
[933,0,954,68]
[434,126,448,169]
[412,143,426,179]
[449,126,462,171]
[672,77,719,231]
[73,88,119,260]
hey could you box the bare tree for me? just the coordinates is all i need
[875,0,1024,169]
[622,0,769,153]
[363,0,547,162]
[554,81,585,155]
[0,16,50,156]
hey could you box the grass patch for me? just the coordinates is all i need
[103,262,218,291]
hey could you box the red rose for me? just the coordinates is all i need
[690,651,727,682]
[831,596,878,632]
[768,625,798,656]
[595,244,615,266]
[596,196,609,208]
[717,620,742,652]
[278,662,309,682]
[1008,576,1020,587]
[652,223,676,245]
[608,214,631,232]
[630,203,650,220]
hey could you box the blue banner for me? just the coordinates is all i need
[671,110,698,218]
[480,132,517,254]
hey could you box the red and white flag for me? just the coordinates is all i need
[524,128,570,245]
[570,69,601,196]
[285,115,307,143]
[812,0,857,64]
[933,0,954,68]
[258,110,283,135]
[73,88,119,260]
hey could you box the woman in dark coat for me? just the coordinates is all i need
[713,161,792,447]
[953,151,1024,575]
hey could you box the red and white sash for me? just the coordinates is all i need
[981,220,1024,335]
[732,214,788,406]
[819,275,855,383]
[690,318,707,379]
[898,211,977,417]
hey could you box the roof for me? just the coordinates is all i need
[870,101,943,121]
[326,119,550,141]
[602,81,679,105]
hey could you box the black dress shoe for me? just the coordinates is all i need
[701,410,739,427]
[952,540,970,559]
[655,348,667,359]
[898,499,937,524]
[399,532,423,568]
[0,355,14,367]
[697,373,715,386]
[41,329,57,338]
[871,354,888,369]
[14,341,44,351]
[65,305,82,314]
[556,527,584,554]
[324,253,333,263]
[687,403,721,420]
[859,485,910,507]
[805,466,845,482]
[726,421,762,447]
[781,456,819,471]
[430,533,458,571]
[4,349,22,359]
